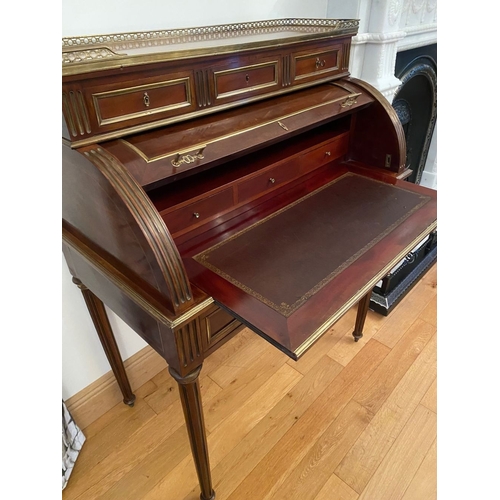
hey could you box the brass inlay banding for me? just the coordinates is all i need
[120,91,363,164]
[92,77,192,126]
[63,227,214,329]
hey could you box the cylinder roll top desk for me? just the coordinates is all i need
[62,18,437,500]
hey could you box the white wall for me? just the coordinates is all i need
[62,0,328,37]
[62,0,330,401]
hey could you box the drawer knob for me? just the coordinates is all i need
[269,177,276,184]
[325,151,331,156]
[193,212,200,219]
[143,92,150,107]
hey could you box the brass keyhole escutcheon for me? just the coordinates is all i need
[245,74,250,83]
[315,58,326,69]
[143,92,150,107]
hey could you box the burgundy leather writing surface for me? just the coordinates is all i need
[194,173,429,317]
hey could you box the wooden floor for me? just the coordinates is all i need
[63,264,437,500]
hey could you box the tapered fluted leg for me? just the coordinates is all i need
[169,366,215,500]
[73,278,136,406]
[352,288,373,342]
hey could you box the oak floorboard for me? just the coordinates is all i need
[327,309,385,367]
[400,438,437,500]
[420,376,437,413]
[335,333,437,493]
[68,398,156,478]
[357,405,436,500]
[200,355,344,500]
[419,292,437,327]
[66,377,222,500]
[313,473,359,500]
[203,342,289,433]
[227,340,389,500]
[353,317,435,415]
[270,399,371,500]
[288,306,357,375]
[141,363,302,500]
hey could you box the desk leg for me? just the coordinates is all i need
[72,278,136,407]
[352,288,373,342]
[169,366,215,500]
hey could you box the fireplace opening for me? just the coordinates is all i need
[393,44,437,184]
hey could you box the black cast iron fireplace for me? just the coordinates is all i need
[369,44,437,316]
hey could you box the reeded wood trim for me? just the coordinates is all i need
[83,147,193,309]
[169,366,215,500]
[175,319,204,373]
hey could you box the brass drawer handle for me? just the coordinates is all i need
[143,92,150,107]
[193,212,200,219]
[340,93,361,108]
[269,177,276,184]
[172,146,206,167]
[325,151,331,156]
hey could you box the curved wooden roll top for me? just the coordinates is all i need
[62,144,193,315]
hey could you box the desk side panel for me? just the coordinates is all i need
[62,144,193,314]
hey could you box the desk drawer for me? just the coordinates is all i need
[202,305,241,351]
[300,133,350,174]
[213,55,280,104]
[237,158,301,204]
[292,42,342,85]
[162,188,234,234]
[91,73,195,128]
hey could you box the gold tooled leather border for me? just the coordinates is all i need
[193,173,431,317]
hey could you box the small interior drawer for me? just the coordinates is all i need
[236,157,301,204]
[300,133,350,174]
[162,188,234,235]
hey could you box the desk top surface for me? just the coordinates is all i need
[180,170,437,358]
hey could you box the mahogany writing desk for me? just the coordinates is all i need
[62,19,437,500]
